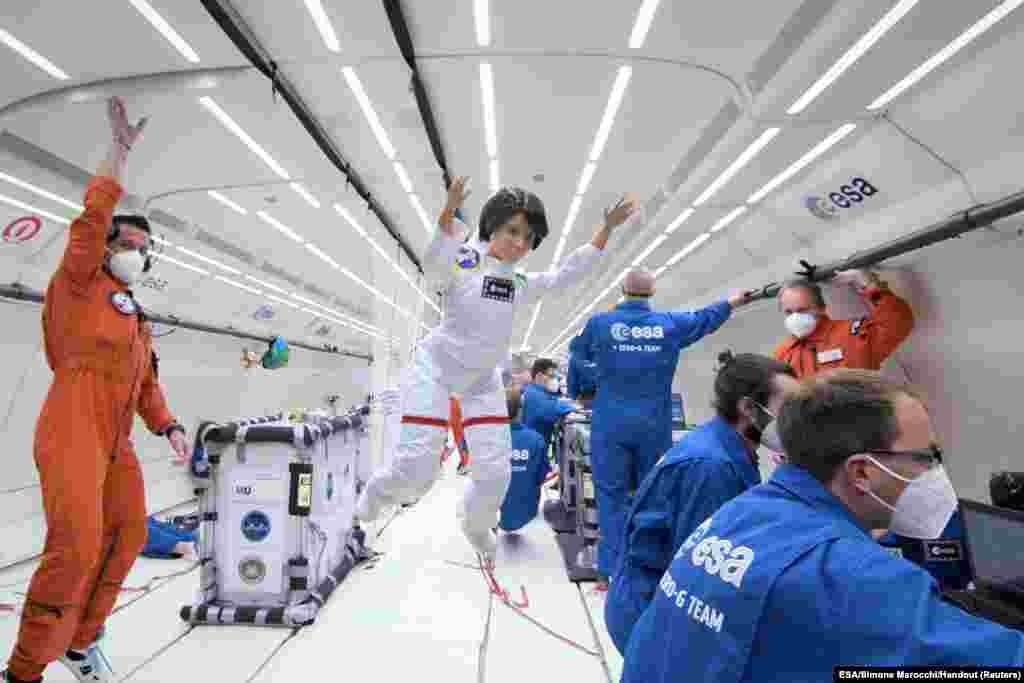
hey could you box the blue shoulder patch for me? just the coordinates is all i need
[455,245,481,271]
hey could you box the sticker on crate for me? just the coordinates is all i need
[238,556,268,585]
[241,510,272,543]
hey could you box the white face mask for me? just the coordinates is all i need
[545,378,560,393]
[859,456,958,539]
[759,421,786,464]
[785,312,818,338]
[108,250,145,285]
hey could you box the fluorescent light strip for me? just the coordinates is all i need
[0,172,82,210]
[216,275,262,296]
[266,293,301,310]
[665,232,711,267]
[545,271,629,355]
[629,0,662,48]
[867,0,1024,110]
[334,203,367,238]
[489,159,500,192]
[523,303,543,348]
[550,245,566,267]
[562,196,583,235]
[363,223,439,311]
[577,163,598,196]
[256,210,305,243]
[321,313,386,341]
[333,203,440,314]
[245,275,289,295]
[746,123,857,204]
[207,190,247,215]
[409,195,433,234]
[590,67,632,161]
[0,27,69,79]
[175,246,241,275]
[480,63,498,158]
[129,0,201,63]
[293,294,381,335]
[393,163,413,194]
[305,242,340,269]
[664,207,695,234]
[151,235,171,246]
[199,97,290,179]
[303,0,341,52]
[338,265,414,320]
[653,266,667,278]
[709,206,748,233]
[692,128,781,206]
[631,234,668,266]
[152,253,208,276]
[787,0,919,114]
[0,193,71,224]
[291,293,381,331]
[342,67,397,160]
[474,0,491,46]
[316,311,384,340]
[290,183,321,209]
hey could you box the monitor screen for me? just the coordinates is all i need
[960,499,1024,597]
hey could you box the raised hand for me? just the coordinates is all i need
[830,269,871,291]
[604,193,640,230]
[440,176,472,237]
[446,176,471,213]
[107,96,148,151]
[727,288,759,309]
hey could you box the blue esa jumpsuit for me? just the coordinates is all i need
[604,415,760,654]
[622,464,1024,683]
[498,422,550,531]
[571,298,732,577]
[566,350,598,399]
[520,382,575,457]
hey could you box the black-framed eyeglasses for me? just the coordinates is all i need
[864,445,943,467]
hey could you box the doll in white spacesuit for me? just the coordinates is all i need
[355,176,639,568]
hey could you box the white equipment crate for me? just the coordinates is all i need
[180,405,372,627]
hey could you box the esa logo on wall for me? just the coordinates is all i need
[241,510,271,542]
[804,176,880,221]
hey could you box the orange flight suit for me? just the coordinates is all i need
[772,288,914,379]
[8,176,177,681]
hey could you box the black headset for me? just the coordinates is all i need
[108,214,153,273]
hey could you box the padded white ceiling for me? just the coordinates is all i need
[1,0,1022,361]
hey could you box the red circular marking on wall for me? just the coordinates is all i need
[2,216,42,243]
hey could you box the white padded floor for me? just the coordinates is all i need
[0,460,624,682]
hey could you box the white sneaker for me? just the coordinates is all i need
[58,643,114,682]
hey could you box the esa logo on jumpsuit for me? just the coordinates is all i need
[610,323,664,352]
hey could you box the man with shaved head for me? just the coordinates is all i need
[570,268,756,586]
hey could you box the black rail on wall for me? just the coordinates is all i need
[745,187,1024,301]
[382,0,454,191]
[0,283,372,362]
[200,0,423,273]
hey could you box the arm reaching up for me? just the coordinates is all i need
[522,194,641,305]
[422,175,472,282]
[62,97,147,290]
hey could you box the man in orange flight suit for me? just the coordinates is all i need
[4,98,189,683]
[772,268,914,378]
